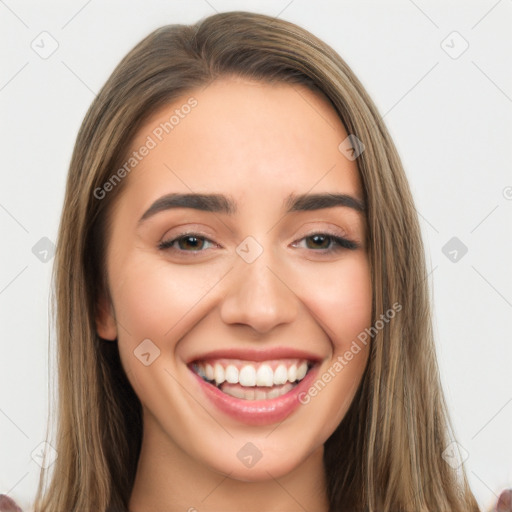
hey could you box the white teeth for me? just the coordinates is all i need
[195,360,312,389]
[205,363,214,381]
[225,364,239,384]
[256,364,274,387]
[221,382,294,400]
[214,363,225,385]
[267,387,282,399]
[273,364,288,385]
[288,364,297,383]
[239,365,257,386]
[255,388,267,400]
[296,362,308,380]
[227,386,246,399]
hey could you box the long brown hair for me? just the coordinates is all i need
[33,11,480,512]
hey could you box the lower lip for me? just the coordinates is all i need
[189,364,319,425]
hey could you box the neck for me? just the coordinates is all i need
[128,410,329,512]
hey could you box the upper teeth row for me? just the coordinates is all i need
[194,361,309,387]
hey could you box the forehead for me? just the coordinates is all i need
[121,77,362,207]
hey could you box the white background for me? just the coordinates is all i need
[1,1,511,510]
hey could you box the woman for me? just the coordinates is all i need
[2,10,508,512]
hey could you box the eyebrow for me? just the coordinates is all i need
[138,192,365,224]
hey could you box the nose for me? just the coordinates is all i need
[219,251,299,334]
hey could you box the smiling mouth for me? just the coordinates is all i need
[190,358,315,400]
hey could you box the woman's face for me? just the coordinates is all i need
[97,77,372,481]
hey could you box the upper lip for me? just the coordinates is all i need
[187,346,324,364]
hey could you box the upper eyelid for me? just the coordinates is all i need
[159,217,355,239]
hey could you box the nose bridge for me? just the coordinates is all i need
[219,238,298,333]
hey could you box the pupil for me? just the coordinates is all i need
[180,236,203,250]
[307,234,329,249]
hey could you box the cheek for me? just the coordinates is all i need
[109,253,227,345]
[292,256,372,435]
[108,254,228,404]
[297,255,372,351]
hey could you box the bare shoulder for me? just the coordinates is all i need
[0,495,22,512]
[494,489,512,512]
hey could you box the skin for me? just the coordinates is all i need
[96,77,372,512]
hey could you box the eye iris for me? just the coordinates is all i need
[306,234,330,249]
[178,236,204,251]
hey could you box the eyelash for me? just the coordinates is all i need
[157,232,359,254]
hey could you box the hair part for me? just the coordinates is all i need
[34,11,479,512]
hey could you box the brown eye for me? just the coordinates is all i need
[158,234,215,252]
[305,234,331,250]
[293,233,359,252]
[177,235,206,251]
